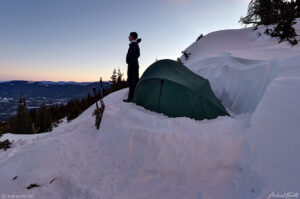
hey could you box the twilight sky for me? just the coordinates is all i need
[0,0,249,82]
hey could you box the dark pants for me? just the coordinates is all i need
[127,63,139,100]
[128,85,136,100]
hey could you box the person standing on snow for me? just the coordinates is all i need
[124,32,141,102]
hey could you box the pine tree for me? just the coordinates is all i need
[15,96,33,134]
[109,68,118,92]
[110,68,117,84]
[269,1,298,45]
[259,0,275,25]
[116,67,127,90]
[241,0,298,46]
[29,109,37,133]
[117,67,124,84]
[37,103,52,133]
[296,0,300,17]
[239,0,262,25]
[240,0,284,25]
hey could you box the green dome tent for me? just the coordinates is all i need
[133,59,229,120]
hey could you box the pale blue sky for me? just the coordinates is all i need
[0,0,249,81]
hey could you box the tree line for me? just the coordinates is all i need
[0,68,127,136]
[240,0,300,45]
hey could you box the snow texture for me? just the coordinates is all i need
[1,19,300,199]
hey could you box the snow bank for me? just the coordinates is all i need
[180,20,300,198]
[100,90,261,199]
[245,55,300,197]
[186,53,278,114]
[0,89,262,199]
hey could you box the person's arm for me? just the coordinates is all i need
[126,44,140,64]
[131,44,140,60]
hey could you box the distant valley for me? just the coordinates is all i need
[0,80,110,121]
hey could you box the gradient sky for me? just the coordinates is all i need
[0,0,249,82]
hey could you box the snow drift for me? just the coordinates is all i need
[1,19,300,199]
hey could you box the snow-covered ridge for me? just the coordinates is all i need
[0,21,300,199]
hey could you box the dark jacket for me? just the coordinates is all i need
[126,40,141,87]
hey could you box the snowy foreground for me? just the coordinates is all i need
[1,21,300,199]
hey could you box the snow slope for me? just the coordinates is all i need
[1,20,300,199]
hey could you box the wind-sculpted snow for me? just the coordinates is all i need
[187,53,279,114]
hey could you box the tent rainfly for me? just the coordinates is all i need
[133,59,229,120]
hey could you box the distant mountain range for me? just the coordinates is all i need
[0,80,111,121]
[0,80,110,98]
[0,80,97,86]
[32,81,93,86]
